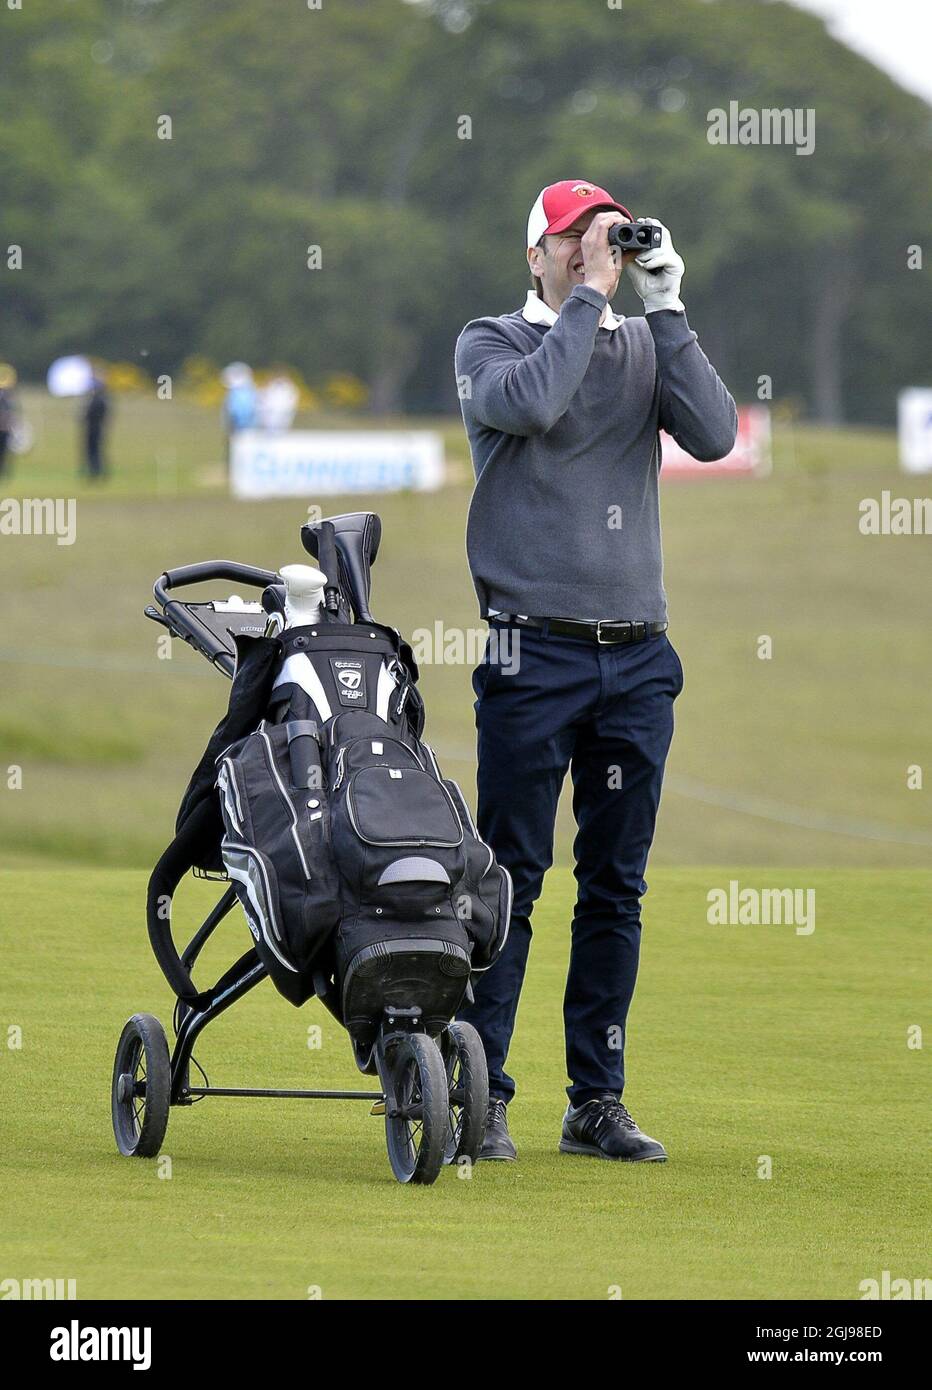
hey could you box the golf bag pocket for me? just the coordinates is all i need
[331,755,466,910]
[220,837,297,977]
[443,778,512,970]
[327,720,424,791]
[217,721,342,975]
[348,767,462,847]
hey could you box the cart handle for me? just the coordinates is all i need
[154,561,280,608]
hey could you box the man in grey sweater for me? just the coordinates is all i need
[454,179,736,1163]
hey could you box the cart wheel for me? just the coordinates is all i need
[111,1013,171,1158]
[443,1020,489,1166]
[383,1034,448,1185]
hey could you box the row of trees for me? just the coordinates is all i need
[2,0,929,423]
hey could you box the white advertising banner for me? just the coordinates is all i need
[231,430,445,498]
[898,389,932,474]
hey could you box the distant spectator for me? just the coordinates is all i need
[225,383,257,432]
[257,374,299,431]
[222,362,258,434]
[83,378,110,480]
[0,364,18,479]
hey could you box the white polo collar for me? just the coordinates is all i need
[521,289,625,331]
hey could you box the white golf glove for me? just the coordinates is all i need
[626,218,685,314]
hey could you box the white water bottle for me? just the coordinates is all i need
[280,563,328,628]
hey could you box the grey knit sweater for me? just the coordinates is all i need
[455,285,737,621]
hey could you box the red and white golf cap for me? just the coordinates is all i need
[526,179,632,248]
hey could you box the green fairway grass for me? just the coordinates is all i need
[1,866,928,1300]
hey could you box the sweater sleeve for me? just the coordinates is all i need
[455,286,606,437]
[650,310,738,462]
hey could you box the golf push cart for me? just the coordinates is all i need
[110,512,512,1185]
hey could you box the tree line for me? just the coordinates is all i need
[1,0,929,423]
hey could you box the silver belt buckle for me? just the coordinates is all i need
[596,619,629,644]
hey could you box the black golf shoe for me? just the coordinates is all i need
[478,1097,517,1161]
[559,1096,667,1162]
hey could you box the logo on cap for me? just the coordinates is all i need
[572,184,596,197]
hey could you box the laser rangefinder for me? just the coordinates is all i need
[607,221,663,254]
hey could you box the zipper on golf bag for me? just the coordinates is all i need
[220,836,297,973]
[331,733,425,791]
[442,777,512,970]
[216,721,343,979]
[258,725,312,878]
[217,758,246,836]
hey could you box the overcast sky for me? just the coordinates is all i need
[790,0,932,104]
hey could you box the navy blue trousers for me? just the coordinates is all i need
[457,621,684,1107]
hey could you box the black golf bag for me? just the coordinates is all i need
[167,512,512,1048]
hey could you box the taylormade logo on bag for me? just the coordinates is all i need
[330,657,366,704]
[49,1320,152,1369]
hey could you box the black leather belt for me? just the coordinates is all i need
[493,615,668,645]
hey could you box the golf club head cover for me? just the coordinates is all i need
[301,511,381,624]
